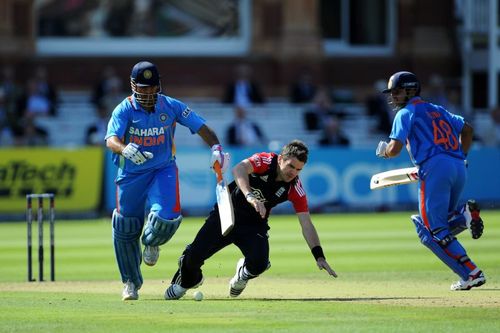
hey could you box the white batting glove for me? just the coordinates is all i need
[376,140,388,158]
[122,143,154,165]
[210,144,230,173]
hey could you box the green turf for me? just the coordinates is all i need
[0,211,499,333]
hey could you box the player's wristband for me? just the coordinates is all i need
[245,192,256,202]
[311,246,325,260]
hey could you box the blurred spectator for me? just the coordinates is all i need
[0,66,24,137]
[289,68,317,104]
[366,79,393,133]
[100,76,126,113]
[105,1,134,36]
[223,64,265,107]
[493,107,500,146]
[303,88,345,131]
[0,88,12,145]
[0,86,22,146]
[331,88,355,104]
[34,66,58,116]
[318,115,350,146]
[86,102,110,146]
[21,117,49,147]
[12,77,53,147]
[226,106,266,147]
[483,106,500,146]
[86,0,133,37]
[446,88,466,117]
[128,0,157,36]
[22,79,51,119]
[92,66,123,107]
[87,0,113,37]
[425,74,449,108]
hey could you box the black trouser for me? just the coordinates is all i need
[175,209,270,288]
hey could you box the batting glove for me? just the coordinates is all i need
[210,144,230,173]
[375,140,389,158]
[122,143,154,165]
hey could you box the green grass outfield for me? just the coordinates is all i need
[0,211,499,333]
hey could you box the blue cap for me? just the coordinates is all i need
[131,61,160,86]
[382,71,420,94]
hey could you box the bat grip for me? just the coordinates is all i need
[214,161,223,182]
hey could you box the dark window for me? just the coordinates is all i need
[349,0,387,45]
[320,0,341,39]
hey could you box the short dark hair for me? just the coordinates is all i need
[280,140,308,163]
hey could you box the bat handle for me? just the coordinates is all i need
[214,161,223,182]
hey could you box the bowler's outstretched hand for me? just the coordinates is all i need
[317,258,337,277]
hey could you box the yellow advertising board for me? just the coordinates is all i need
[0,147,104,212]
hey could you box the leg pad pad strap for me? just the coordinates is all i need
[142,212,182,246]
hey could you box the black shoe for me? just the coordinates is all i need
[467,200,484,239]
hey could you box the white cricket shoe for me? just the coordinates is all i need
[450,270,486,291]
[229,258,248,298]
[122,281,139,301]
[143,245,159,266]
[165,283,187,300]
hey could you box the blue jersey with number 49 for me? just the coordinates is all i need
[389,97,465,166]
[105,94,205,173]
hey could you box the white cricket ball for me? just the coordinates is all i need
[193,291,204,301]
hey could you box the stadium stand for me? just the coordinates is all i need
[34,90,383,148]
[35,90,98,147]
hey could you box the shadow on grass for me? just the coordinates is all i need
[150,296,438,302]
[242,297,436,302]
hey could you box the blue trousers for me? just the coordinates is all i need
[116,163,181,220]
[418,155,478,277]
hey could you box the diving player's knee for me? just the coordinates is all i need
[181,245,204,269]
[112,209,143,241]
[247,259,271,276]
[141,212,182,246]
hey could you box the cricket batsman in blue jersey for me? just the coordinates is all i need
[376,71,485,291]
[105,61,229,300]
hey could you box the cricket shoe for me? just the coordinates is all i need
[450,270,486,291]
[122,280,139,301]
[165,277,204,300]
[143,245,160,266]
[465,200,484,239]
[229,258,249,298]
[165,283,187,300]
[165,255,204,300]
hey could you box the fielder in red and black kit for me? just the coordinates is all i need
[165,140,337,300]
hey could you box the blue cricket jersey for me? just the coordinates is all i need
[389,97,466,166]
[105,94,205,172]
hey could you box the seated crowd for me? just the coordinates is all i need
[2,64,495,148]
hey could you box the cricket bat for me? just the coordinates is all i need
[214,162,235,236]
[370,167,419,190]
